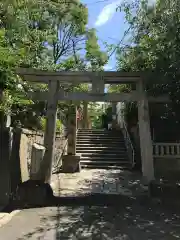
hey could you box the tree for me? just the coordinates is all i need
[0,0,108,127]
[114,0,180,140]
[117,0,180,98]
[85,29,108,71]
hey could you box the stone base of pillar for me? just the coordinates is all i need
[62,155,81,173]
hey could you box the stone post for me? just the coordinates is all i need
[30,143,46,180]
[61,105,81,173]
[137,80,154,183]
[83,102,88,129]
[112,102,117,129]
[67,105,77,155]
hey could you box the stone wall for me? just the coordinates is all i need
[0,127,66,207]
[21,129,66,171]
[154,157,180,180]
[21,129,44,171]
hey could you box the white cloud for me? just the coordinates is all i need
[103,64,114,71]
[95,0,122,27]
[95,0,156,27]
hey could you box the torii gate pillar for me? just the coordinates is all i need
[137,80,154,183]
[43,81,59,183]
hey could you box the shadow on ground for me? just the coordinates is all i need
[2,170,180,239]
[10,195,180,240]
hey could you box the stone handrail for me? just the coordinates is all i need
[121,120,135,167]
[153,143,180,158]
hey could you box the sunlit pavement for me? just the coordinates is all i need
[51,169,146,197]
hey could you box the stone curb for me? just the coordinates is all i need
[0,210,21,228]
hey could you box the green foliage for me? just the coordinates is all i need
[85,29,108,70]
[108,84,131,93]
[114,0,180,138]
[88,102,104,129]
[0,90,13,114]
[56,119,63,133]
[40,117,46,131]
[0,0,108,128]
[39,117,62,132]
[116,0,180,98]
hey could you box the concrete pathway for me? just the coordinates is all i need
[0,170,180,239]
[51,169,146,197]
[0,203,180,239]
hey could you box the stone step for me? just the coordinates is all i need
[76,139,125,142]
[76,128,128,170]
[79,156,128,160]
[78,153,128,157]
[80,160,129,164]
[77,140,125,143]
[77,142,125,145]
[76,140,125,145]
[76,148,127,153]
[76,138,125,144]
[76,142,126,145]
[77,138,124,141]
[77,135,124,138]
[77,152,127,155]
[76,143,126,147]
[77,137,123,139]
[80,156,128,161]
[80,164,131,170]
[77,132,122,134]
[77,129,121,132]
[78,129,122,131]
[76,149,126,153]
[76,144,126,147]
[77,132,123,135]
[78,129,120,132]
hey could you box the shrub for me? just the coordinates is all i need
[40,117,62,133]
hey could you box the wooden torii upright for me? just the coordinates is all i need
[17,68,169,183]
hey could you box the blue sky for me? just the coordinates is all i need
[81,0,128,71]
[80,0,156,71]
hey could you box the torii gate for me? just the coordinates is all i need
[17,68,169,184]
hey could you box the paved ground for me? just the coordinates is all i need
[0,170,180,239]
[51,169,146,197]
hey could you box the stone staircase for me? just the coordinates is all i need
[76,129,132,169]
